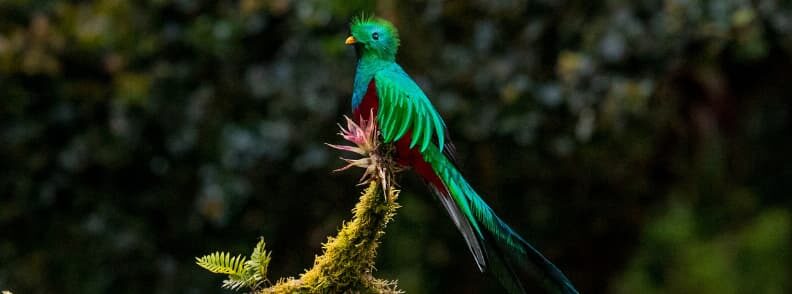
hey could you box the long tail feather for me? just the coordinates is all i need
[420,144,579,294]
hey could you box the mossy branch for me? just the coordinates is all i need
[197,180,402,293]
[262,180,402,293]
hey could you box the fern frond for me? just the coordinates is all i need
[247,237,272,281]
[196,252,247,275]
[196,238,273,292]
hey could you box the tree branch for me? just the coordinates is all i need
[261,180,402,293]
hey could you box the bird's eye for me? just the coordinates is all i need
[372,32,380,40]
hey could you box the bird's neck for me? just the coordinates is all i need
[351,56,393,109]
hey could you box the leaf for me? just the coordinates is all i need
[196,238,273,292]
[247,237,272,281]
[195,252,247,275]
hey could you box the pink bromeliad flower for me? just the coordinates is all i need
[326,110,383,185]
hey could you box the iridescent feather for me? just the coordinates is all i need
[347,16,578,294]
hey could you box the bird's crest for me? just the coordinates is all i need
[348,14,400,60]
[350,13,375,28]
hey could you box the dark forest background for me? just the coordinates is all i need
[2,0,791,293]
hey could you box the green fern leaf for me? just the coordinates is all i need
[196,238,273,291]
[195,252,247,275]
[247,237,271,280]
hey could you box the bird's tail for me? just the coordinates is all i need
[418,144,579,294]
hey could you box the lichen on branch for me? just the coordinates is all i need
[261,181,402,294]
[197,181,401,293]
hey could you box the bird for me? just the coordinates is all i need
[343,16,579,294]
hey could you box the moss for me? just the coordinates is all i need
[261,180,402,294]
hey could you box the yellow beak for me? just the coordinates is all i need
[345,36,357,45]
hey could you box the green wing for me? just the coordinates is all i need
[374,66,446,152]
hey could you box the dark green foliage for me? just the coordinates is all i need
[1,0,791,293]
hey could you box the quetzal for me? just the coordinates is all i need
[343,16,578,294]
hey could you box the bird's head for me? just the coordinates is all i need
[346,16,400,61]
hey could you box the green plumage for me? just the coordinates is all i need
[348,16,578,294]
[422,144,578,294]
[375,67,446,152]
[349,15,447,153]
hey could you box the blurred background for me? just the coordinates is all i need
[2,0,791,293]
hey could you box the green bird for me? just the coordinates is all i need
[344,16,578,294]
